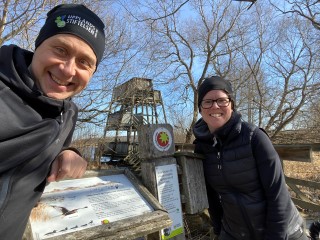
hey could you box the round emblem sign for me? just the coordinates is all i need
[153,127,172,152]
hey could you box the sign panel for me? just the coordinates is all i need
[29,174,153,240]
[155,164,184,239]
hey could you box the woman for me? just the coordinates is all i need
[193,76,308,240]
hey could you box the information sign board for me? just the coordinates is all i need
[155,164,184,239]
[26,169,171,240]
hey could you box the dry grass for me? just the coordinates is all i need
[283,152,320,181]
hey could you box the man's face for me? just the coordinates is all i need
[30,34,97,100]
[200,89,233,132]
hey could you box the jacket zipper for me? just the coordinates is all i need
[60,111,64,123]
[218,148,257,239]
[217,151,222,169]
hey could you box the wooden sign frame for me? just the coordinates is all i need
[23,168,172,240]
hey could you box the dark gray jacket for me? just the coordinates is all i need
[193,111,303,240]
[0,45,78,239]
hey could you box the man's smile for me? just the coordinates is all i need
[50,73,70,86]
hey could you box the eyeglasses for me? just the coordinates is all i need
[201,98,231,109]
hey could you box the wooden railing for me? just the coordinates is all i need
[287,177,320,211]
[174,143,320,212]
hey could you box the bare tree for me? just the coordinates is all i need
[227,2,277,126]
[0,0,53,47]
[258,15,320,137]
[199,2,320,139]
[123,0,248,143]
[270,0,320,30]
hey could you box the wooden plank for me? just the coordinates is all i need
[46,211,171,240]
[286,177,320,211]
[291,197,320,212]
[287,182,310,202]
[174,143,316,163]
[286,176,320,189]
[175,152,208,214]
[174,151,205,159]
[175,143,195,152]
[274,144,314,162]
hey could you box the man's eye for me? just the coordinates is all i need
[54,47,67,56]
[204,100,213,104]
[79,58,95,70]
[79,59,90,66]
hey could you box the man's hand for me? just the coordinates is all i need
[47,150,87,182]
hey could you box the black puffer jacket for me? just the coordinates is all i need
[193,111,303,240]
[0,45,78,239]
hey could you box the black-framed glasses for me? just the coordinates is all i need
[201,98,231,109]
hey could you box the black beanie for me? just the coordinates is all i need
[198,76,234,108]
[35,4,105,67]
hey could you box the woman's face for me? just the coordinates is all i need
[200,89,233,133]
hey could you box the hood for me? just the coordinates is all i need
[193,118,214,142]
[0,45,71,118]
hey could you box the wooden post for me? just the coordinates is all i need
[138,124,185,240]
[174,152,208,214]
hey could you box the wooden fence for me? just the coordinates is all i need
[175,143,320,213]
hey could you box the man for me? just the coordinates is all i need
[0,4,105,239]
